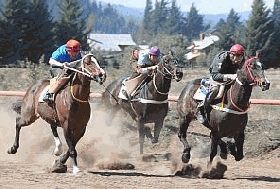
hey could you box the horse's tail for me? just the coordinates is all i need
[12,100,22,114]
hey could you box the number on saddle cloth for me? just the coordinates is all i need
[200,77,210,95]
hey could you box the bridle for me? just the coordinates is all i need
[152,57,180,95]
[229,57,260,112]
[69,54,103,103]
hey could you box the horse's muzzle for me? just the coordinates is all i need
[262,82,270,91]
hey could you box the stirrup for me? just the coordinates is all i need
[42,93,54,102]
[121,89,130,100]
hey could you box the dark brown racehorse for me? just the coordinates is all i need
[177,57,270,168]
[7,54,106,174]
[102,51,183,154]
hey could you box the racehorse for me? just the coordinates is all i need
[176,57,270,168]
[102,51,183,155]
[7,54,106,175]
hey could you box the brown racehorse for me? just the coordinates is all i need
[102,51,183,155]
[177,57,270,168]
[7,54,106,175]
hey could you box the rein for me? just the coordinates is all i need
[70,72,89,103]
[68,54,102,103]
[225,58,258,113]
[152,62,177,95]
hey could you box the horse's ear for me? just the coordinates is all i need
[168,50,174,56]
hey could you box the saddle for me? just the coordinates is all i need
[193,79,225,101]
[118,74,149,100]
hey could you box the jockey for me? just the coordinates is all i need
[197,44,246,125]
[42,39,82,103]
[123,46,163,98]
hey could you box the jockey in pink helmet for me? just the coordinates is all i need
[197,44,246,125]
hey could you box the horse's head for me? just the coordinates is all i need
[240,57,270,91]
[158,50,183,82]
[81,54,106,85]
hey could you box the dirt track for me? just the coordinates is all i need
[0,101,280,189]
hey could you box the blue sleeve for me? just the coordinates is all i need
[51,45,82,63]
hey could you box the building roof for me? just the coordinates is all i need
[187,35,219,50]
[87,34,137,51]
[186,34,219,60]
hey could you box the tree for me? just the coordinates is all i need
[0,0,29,64]
[214,9,245,51]
[262,0,280,67]
[22,0,54,63]
[182,3,209,41]
[166,0,184,35]
[244,0,271,56]
[142,0,153,35]
[53,0,87,49]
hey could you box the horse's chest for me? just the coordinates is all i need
[211,113,248,136]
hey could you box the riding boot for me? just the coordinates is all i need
[43,77,70,103]
[203,86,220,114]
[197,100,206,124]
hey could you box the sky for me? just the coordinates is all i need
[99,0,274,14]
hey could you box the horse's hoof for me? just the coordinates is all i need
[51,159,67,173]
[151,138,158,144]
[7,147,17,154]
[235,154,244,161]
[220,152,227,160]
[181,153,190,163]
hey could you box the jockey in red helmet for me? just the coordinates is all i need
[42,39,83,103]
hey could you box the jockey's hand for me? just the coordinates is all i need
[227,74,237,80]
[148,65,158,71]
[63,62,70,69]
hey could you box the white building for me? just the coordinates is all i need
[87,34,137,52]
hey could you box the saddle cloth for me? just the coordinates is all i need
[38,85,50,103]
[118,74,148,100]
[193,84,225,101]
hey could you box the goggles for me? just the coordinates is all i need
[231,53,243,57]
[66,46,81,53]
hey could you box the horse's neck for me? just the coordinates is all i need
[152,69,171,93]
[71,73,91,99]
[227,80,253,110]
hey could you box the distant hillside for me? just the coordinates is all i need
[112,4,251,25]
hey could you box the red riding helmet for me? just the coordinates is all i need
[149,46,160,56]
[66,39,82,53]
[230,44,245,55]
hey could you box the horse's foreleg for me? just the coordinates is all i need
[137,119,145,155]
[7,116,22,154]
[208,132,219,169]
[178,117,192,163]
[234,132,245,161]
[51,125,63,156]
[218,138,228,159]
[152,120,164,144]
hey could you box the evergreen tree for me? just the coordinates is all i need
[262,0,280,67]
[150,1,166,35]
[54,0,87,49]
[0,0,29,64]
[166,0,183,35]
[142,0,153,35]
[214,9,244,51]
[22,0,54,63]
[244,0,271,56]
[182,4,209,40]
